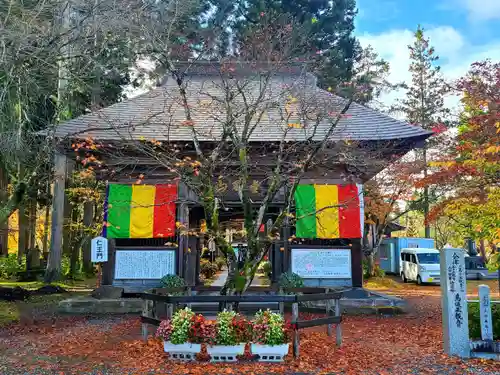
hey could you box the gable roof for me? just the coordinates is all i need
[53,70,432,143]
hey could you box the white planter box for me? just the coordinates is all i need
[207,344,245,362]
[251,343,290,362]
[163,341,201,361]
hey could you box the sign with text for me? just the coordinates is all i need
[91,236,108,263]
[478,284,493,341]
[440,248,469,358]
[114,250,175,279]
[291,248,351,278]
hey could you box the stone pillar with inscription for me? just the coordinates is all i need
[440,248,470,358]
[478,284,493,341]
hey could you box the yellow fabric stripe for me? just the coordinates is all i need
[314,185,339,239]
[130,185,156,238]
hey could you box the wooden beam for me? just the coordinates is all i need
[177,202,188,277]
[350,239,363,288]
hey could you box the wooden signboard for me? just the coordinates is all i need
[114,249,175,279]
[291,248,351,279]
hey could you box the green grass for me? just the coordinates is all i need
[0,292,87,327]
[0,278,96,291]
[364,276,403,290]
[0,301,19,326]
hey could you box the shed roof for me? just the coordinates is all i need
[53,67,432,143]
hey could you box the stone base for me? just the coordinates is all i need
[91,286,124,299]
[58,296,142,314]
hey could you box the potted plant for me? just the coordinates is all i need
[251,310,292,362]
[206,310,251,362]
[156,307,201,361]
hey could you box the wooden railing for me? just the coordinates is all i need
[141,286,344,358]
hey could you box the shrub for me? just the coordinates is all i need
[278,272,304,290]
[468,302,500,340]
[363,260,385,279]
[200,259,218,279]
[156,319,173,342]
[189,314,216,344]
[0,254,24,279]
[156,307,195,344]
[259,261,272,277]
[215,257,226,271]
[252,309,292,346]
[160,274,186,289]
[214,310,250,345]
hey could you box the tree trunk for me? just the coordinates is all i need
[81,201,94,275]
[69,207,80,278]
[41,203,50,258]
[27,199,37,250]
[45,153,67,283]
[479,239,487,262]
[0,166,8,257]
[423,148,430,238]
[18,203,28,264]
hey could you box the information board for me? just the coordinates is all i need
[114,250,175,279]
[291,248,351,278]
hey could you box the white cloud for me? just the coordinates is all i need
[357,26,500,115]
[462,0,500,21]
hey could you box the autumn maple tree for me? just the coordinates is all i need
[423,60,500,265]
[363,159,423,274]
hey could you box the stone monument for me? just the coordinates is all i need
[478,284,493,341]
[440,248,470,358]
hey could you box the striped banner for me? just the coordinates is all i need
[294,184,363,239]
[104,184,177,239]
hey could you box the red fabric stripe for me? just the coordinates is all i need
[338,184,361,238]
[153,184,178,238]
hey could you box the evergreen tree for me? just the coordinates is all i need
[232,0,360,91]
[392,25,451,238]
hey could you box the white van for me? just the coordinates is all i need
[400,248,441,285]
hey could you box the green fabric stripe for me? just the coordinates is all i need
[294,185,317,238]
[107,184,132,238]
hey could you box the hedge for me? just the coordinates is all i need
[468,302,500,340]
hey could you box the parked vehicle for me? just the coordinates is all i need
[400,248,440,285]
[378,237,435,274]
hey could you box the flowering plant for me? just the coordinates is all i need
[188,314,216,344]
[213,310,251,346]
[156,307,195,344]
[156,319,173,341]
[252,310,292,346]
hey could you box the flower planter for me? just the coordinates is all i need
[163,341,201,361]
[251,343,290,362]
[207,344,245,362]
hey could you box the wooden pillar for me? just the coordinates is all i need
[177,203,188,277]
[81,202,94,274]
[283,221,291,273]
[351,239,363,288]
[292,301,299,358]
[102,238,116,285]
[45,152,67,282]
[184,236,198,286]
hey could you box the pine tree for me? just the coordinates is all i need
[392,25,451,238]
[232,0,361,91]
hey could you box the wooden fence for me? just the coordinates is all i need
[141,286,344,358]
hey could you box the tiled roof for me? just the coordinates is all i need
[53,72,432,143]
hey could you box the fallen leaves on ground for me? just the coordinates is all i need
[0,289,499,374]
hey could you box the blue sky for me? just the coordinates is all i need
[354,0,500,109]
